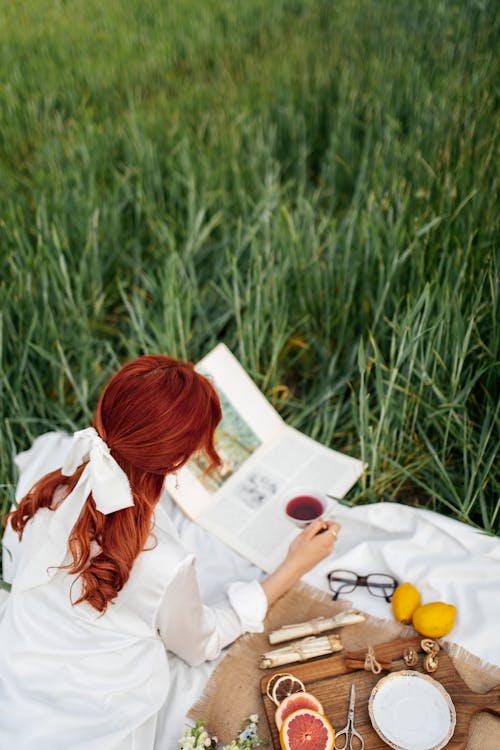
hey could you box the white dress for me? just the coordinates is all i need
[0,432,268,750]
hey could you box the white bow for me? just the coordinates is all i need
[61,427,134,514]
[12,427,134,593]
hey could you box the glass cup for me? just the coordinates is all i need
[282,487,328,528]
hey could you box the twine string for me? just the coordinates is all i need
[364,646,382,674]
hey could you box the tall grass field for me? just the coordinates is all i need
[0,0,498,569]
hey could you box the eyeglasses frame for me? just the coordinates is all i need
[327,569,399,603]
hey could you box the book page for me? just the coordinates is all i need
[164,343,285,519]
[197,343,284,443]
[198,426,364,572]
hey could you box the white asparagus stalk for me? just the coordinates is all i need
[259,634,343,669]
[268,609,365,644]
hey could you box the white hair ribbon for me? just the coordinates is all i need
[61,427,134,514]
[12,427,134,593]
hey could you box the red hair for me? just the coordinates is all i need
[6,355,222,612]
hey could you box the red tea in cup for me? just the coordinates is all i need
[283,488,327,527]
[286,495,324,522]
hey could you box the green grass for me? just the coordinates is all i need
[1,0,499,558]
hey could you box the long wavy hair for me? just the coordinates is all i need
[6,355,222,612]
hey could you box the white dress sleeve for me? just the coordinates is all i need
[2,431,73,584]
[155,554,268,666]
[13,431,73,500]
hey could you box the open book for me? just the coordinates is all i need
[164,344,363,572]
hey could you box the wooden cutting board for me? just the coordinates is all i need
[260,636,500,749]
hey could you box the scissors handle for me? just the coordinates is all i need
[334,725,364,750]
[334,727,349,750]
[349,726,365,750]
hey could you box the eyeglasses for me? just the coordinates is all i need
[327,570,399,603]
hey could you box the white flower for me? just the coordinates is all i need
[249,714,258,723]
[204,739,212,748]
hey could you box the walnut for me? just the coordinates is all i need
[424,653,439,673]
[403,647,419,667]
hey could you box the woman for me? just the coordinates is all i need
[0,355,339,750]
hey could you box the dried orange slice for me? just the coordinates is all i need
[279,708,335,750]
[266,673,292,705]
[272,674,306,705]
[275,692,324,729]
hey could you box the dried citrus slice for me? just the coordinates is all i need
[266,673,292,705]
[279,708,335,750]
[272,674,306,705]
[275,692,324,729]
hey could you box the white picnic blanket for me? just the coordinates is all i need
[168,491,500,743]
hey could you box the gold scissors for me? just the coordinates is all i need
[334,684,364,750]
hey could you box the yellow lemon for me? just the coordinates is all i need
[412,602,457,638]
[391,582,421,624]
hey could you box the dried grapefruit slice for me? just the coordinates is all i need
[266,673,293,705]
[272,674,306,704]
[275,692,324,730]
[279,708,335,750]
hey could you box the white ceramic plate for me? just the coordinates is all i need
[368,670,456,750]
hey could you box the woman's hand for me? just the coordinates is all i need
[285,519,341,577]
[261,520,341,607]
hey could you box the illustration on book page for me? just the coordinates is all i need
[187,379,262,492]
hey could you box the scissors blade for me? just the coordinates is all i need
[348,684,356,721]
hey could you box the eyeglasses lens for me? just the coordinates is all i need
[328,570,358,598]
[366,574,397,600]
